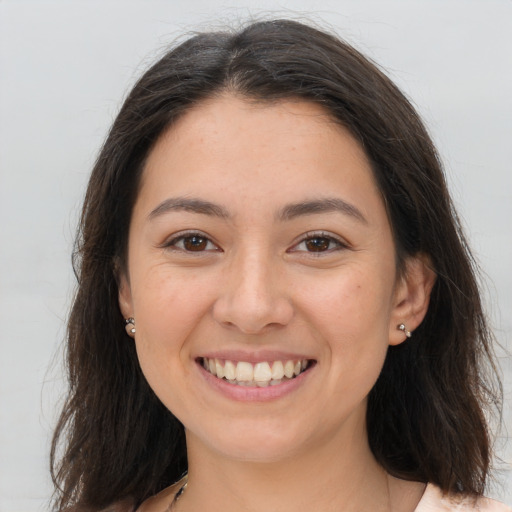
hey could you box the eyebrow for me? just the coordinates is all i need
[148,197,231,220]
[148,196,367,224]
[277,198,367,224]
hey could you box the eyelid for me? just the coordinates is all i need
[288,231,350,253]
[159,230,222,252]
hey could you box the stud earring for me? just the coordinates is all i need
[397,323,412,338]
[125,317,136,336]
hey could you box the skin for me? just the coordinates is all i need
[119,95,435,512]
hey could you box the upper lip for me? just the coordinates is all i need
[196,349,315,364]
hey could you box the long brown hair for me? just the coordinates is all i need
[51,19,501,511]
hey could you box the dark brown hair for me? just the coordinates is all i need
[51,19,501,511]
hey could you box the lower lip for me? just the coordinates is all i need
[197,361,314,402]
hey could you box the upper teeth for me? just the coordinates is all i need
[202,358,309,386]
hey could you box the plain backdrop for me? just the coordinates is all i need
[0,1,511,510]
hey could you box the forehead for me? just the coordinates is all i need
[136,95,382,221]
[158,95,348,158]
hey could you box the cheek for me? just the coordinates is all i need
[130,268,216,373]
[297,266,394,334]
[297,266,394,384]
[133,264,213,324]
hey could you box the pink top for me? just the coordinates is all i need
[416,484,512,511]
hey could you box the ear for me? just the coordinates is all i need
[388,254,436,346]
[118,272,134,324]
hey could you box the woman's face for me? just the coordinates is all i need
[119,96,427,463]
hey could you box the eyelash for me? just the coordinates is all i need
[162,231,220,253]
[289,231,348,255]
[162,230,347,255]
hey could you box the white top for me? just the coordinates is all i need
[416,484,512,512]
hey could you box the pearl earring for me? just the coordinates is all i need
[125,317,136,336]
[397,323,412,338]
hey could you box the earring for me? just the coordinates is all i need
[397,323,412,338]
[125,317,136,336]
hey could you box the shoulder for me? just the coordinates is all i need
[415,484,512,512]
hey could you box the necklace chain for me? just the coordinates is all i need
[167,472,397,511]
[167,476,188,511]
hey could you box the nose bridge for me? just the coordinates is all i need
[237,246,273,303]
[213,242,292,333]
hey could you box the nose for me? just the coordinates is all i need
[212,250,294,334]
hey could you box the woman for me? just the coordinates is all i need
[51,19,509,512]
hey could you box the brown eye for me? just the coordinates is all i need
[183,235,208,251]
[305,237,332,252]
[165,232,218,252]
[289,233,346,255]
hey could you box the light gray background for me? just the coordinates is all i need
[0,1,510,510]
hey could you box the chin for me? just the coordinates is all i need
[187,422,310,463]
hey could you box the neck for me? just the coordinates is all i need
[179,428,404,512]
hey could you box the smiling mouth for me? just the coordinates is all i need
[199,357,313,387]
